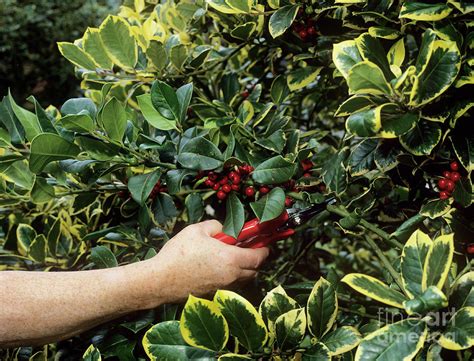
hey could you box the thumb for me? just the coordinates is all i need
[233,246,270,270]
[198,220,223,236]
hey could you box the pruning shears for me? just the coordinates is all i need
[214,198,336,249]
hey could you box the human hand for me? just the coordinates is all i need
[145,220,269,304]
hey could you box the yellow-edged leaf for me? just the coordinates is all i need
[422,233,454,291]
[342,273,408,308]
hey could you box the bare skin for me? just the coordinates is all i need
[0,220,269,348]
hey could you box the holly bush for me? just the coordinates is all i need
[0,0,473,360]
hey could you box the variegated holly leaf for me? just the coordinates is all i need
[400,120,442,156]
[422,234,454,291]
[347,61,391,95]
[439,307,474,350]
[355,319,427,360]
[450,272,474,310]
[180,295,229,351]
[400,229,432,298]
[342,274,408,308]
[332,40,363,79]
[268,5,299,38]
[409,40,461,106]
[320,326,361,356]
[307,277,337,338]
[214,290,268,352]
[143,321,214,360]
[274,308,306,350]
[400,2,452,21]
[420,198,452,219]
[259,285,299,333]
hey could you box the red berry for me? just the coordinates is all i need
[228,171,237,179]
[307,26,317,35]
[222,184,232,193]
[438,179,448,190]
[442,171,451,178]
[213,183,220,191]
[301,159,313,171]
[450,161,459,171]
[231,174,241,185]
[245,186,255,197]
[241,90,250,98]
[467,244,474,255]
[303,172,311,178]
[247,165,254,173]
[439,191,449,200]
[260,186,270,194]
[450,172,461,182]
[208,172,218,181]
[299,30,308,40]
[217,190,227,200]
[231,184,240,191]
[118,190,128,198]
[285,196,294,207]
[319,184,326,192]
[219,176,229,185]
[204,179,214,187]
[445,180,455,192]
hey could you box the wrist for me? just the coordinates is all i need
[106,260,167,312]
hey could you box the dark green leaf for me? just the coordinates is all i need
[100,97,127,142]
[348,139,378,176]
[91,245,118,268]
[252,156,296,185]
[31,177,55,204]
[61,98,97,117]
[29,134,81,173]
[223,192,245,239]
[186,193,204,223]
[151,81,181,122]
[178,137,224,170]
[154,193,178,225]
[322,149,348,195]
[250,187,285,223]
[127,170,161,206]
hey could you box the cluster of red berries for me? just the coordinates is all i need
[198,164,256,201]
[292,10,317,42]
[437,161,461,200]
[301,159,313,177]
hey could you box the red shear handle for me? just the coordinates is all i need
[214,211,293,248]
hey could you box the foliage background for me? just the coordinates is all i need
[0,0,119,107]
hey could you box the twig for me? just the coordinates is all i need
[363,234,408,298]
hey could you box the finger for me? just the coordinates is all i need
[239,269,258,280]
[233,246,270,270]
[198,220,223,236]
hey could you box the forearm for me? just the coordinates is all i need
[0,259,163,348]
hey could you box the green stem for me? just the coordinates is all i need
[364,234,408,297]
[281,238,319,283]
[339,306,386,322]
[327,204,403,249]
